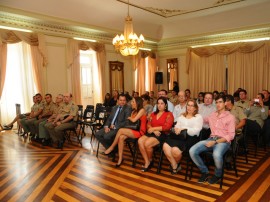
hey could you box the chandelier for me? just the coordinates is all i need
[112,0,144,56]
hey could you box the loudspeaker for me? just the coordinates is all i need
[155,72,163,84]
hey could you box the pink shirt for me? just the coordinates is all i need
[206,111,235,143]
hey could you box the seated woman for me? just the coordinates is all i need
[163,99,203,174]
[103,93,111,107]
[138,97,174,172]
[103,97,147,167]
[141,94,153,118]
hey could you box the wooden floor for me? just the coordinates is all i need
[0,130,269,202]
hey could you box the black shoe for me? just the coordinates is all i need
[225,162,233,170]
[57,141,64,149]
[198,173,209,183]
[208,175,221,184]
[3,125,13,130]
[42,139,51,146]
[141,161,154,172]
[20,132,28,137]
[171,163,181,175]
[100,151,111,156]
[115,159,124,168]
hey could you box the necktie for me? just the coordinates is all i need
[112,106,122,125]
[241,101,245,104]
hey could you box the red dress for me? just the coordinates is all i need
[148,111,174,134]
[131,114,147,138]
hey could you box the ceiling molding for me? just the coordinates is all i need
[1,5,269,52]
[158,26,270,51]
[117,0,246,18]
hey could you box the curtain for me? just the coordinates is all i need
[67,39,81,104]
[135,50,157,95]
[0,43,7,98]
[148,56,157,93]
[0,29,48,97]
[67,39,106,104]
[186,41,270,98]
[228,43,270,99]
[1,42,37,124]
[189,52,225,97]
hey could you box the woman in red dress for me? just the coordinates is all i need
[138,97,174,172]
[103,97,147,167]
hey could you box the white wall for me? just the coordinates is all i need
[44,36,69,98]
[42,35,191,103]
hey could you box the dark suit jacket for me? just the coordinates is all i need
[105,104,132,129]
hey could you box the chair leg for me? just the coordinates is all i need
[185,157,190,180]
[156,151,163,174]
[96,141,100,157]
[132,142,138,168]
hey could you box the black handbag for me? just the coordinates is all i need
[124,119,141,131]
[170,129,188,140]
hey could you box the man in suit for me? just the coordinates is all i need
[95,94,132,152]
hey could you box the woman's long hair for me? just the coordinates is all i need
[183,99,199,117]
[154,96,168,114]
[133,97,144,114]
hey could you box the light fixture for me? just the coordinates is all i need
[73,37,96,42]
[112,0,144,56]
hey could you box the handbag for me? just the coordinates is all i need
[124,119,141,131]
[170,129,188,140]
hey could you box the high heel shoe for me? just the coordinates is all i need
[115,159,124,168]
[100,151,111,156]
[3,124,13,130]
[141,161,154,172]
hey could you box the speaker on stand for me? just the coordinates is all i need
[155,72,163,91]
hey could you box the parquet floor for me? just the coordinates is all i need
[0,129,269,202]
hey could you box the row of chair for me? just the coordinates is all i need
[96,128,249,189]
[64,104,112,147]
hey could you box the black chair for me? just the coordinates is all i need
[125,138,139,167]
[80,107,95,136]
[95,109,111,158]
[186,137,238,189]
[15,103,23,134]
[64,105,84,147]
[156,130,202,175]
[235,126,248,163]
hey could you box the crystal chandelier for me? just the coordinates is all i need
[112,0,144,56]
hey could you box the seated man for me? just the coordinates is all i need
[95,94,132,153]
[20,93,44,136]
[30,93,55,138]
[152,89,174,112]
[198,92,216,140]
[235,89,249,110]
[225,94,247,136]
[189,94,235,184]
[245,93,268,143]
[261,90,270,145]
[39,94,64,145]
[172,90,187,120]
[45,93,78,148]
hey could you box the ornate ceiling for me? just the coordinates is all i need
[0,0,269,50]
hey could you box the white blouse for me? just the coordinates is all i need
[175,114,203,136]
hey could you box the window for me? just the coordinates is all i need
[80,50,97,106]
[0,42,36,124]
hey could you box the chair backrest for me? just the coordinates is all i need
[77,105,84,120]
[83,108,94,120]
[15,103,21,115]
[86,105,94,110]
[95,103,104,118]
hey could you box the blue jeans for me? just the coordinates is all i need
[189,137,230,177]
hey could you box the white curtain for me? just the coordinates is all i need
[0,42,36,124]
